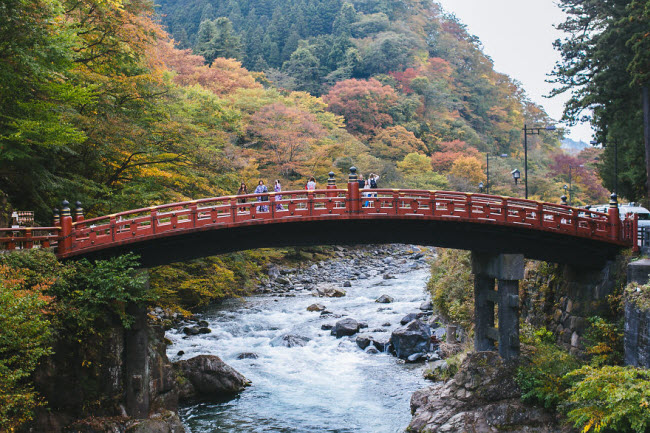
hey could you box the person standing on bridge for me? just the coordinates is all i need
[306,176,316,190]
[369,173,379,199]
[255,180,269,212]
[237,182,248,209]
[274,179,283,210]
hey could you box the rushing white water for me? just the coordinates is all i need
[167,259,432,433]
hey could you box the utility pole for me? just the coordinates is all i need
[641,86,650,200]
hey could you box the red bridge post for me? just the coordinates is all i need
[327,171,336,198]
[74,201,85,232]
[347,166,360,214]
[58,200,73,255]
[608,193,620,240]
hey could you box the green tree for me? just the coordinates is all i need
[282,46,322,95]
[551,0,649,201]
[0,264,52,431]
[195,17,242,65]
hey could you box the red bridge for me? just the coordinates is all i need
[0,170,636,268]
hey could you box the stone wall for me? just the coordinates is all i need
[520,257,627,356]
[624,258,650,368]
[624,302,650,367]
[26,309,181,433]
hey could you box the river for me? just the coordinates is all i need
[166,247,433,433]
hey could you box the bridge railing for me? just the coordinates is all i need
[355,189,615,238]
[0,227,60,252]
[0,174,637,257]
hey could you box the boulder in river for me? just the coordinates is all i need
[175,355,250,401]
[316,287,346,298]
[419,301,433,311]
[400,313,419,325]
[183,326,201,336]
[307,303,326,312]
[356,334,389,351]
[236,352,259,360]
[332,318,360,338]
[375,294,394,303]
[389,319,431,359]
[270,334,311,348]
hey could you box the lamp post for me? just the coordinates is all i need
[562,164,584,206]
[511,168,521,185]
[484,153,508,194]
[523,124,556,199]
[590,139,617,196]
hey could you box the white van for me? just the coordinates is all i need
[619,203,650,228]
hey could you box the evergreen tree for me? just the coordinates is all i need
[551,0,649,200]
[195,17,242,65]
[282,46,322,94]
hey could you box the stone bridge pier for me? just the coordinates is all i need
[471,252,525,360]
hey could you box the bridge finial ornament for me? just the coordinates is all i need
[609,193,618,208]
[53,208,60,227]
[75,201,84,222]
[348,166,357,182]
[328,172,336,186]
[61,200,71,217]
[560,195,567,206]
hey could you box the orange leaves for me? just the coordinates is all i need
[323,78,399,137]
[369,125,427,161]
[430,140,481,172]
[156,41,261,96]
[248,102,327,176]
[0,264,54,310]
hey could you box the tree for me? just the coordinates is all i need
[369,126,427,161]
[430,140,482,173]
[323,78,399,136]
[282,46,322,95]
[396,153,447,190]
[248,103,327,177]
[0,264,52,431]
[194,17,242,65]
[449,156,483,191]
[551,0,649,201]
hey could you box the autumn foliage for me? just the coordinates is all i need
[323,78,399,136]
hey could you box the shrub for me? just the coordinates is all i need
[583,316,623,367]
[516,330,581,410]
[427,249,473,331]
[0,263,53,430]
[565,366,650,433]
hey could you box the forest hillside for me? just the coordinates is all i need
[0,0,608,229]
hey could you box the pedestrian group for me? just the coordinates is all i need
[237,173,379,211]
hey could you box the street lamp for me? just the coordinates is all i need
[590,139,617,196]
[484,153,508,194]
[566,164,583,206]
[523,124,556,199]
[511,168,521,184]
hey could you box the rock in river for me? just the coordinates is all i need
[307,303,326,312]
[332,318,360,338]
[270,334,311,348]
[400,313,419,325]
[375,294,394,303]
[316,286,346,298]
[175,355,250,401]
[389,319,431,359]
